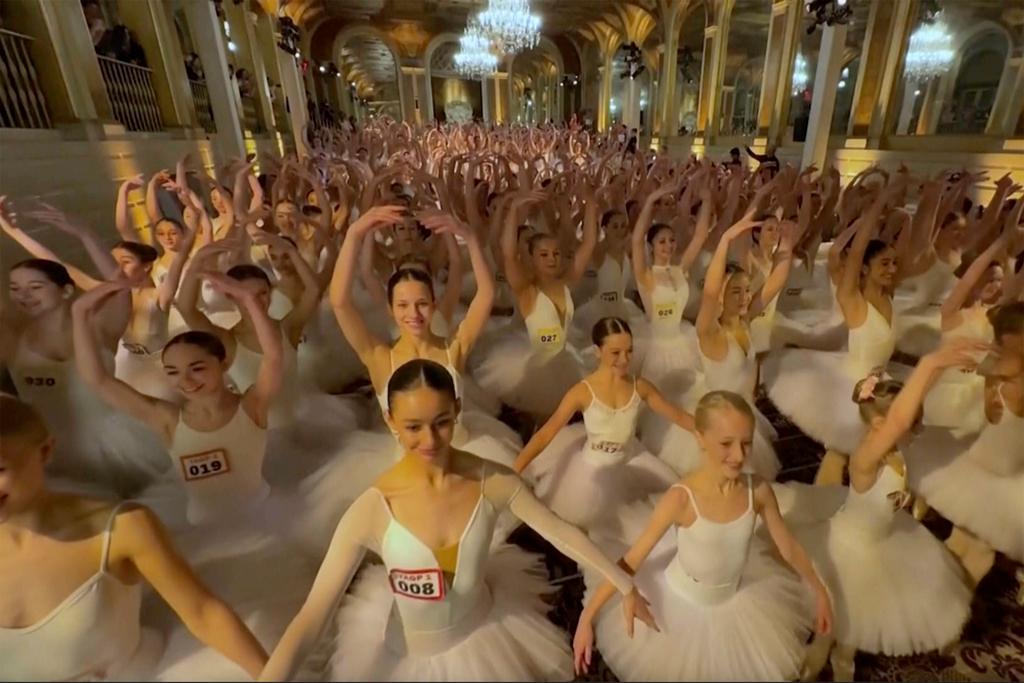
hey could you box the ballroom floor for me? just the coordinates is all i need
[506,396,1024,682]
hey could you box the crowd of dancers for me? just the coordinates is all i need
[1,119,1022,682]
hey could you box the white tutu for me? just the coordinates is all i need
[472,333,584,420]
[297,301,368,394]
[907,426,1024,563]
[894,307,943,358]
[637,323,702,388]
[147,537,326,681]
[329,546,572,681]
[584,502,812,681]
[922,371,987,436]
[764,307,848,352]
[790,496,972,655]
[114,343,179,402]
[762,349,866,454]
[523,423,678,537]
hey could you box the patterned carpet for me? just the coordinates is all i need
[505,396,1024,682]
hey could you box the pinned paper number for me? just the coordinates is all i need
[600,291,619,303]
[591,441,624,455]
[785,287,802,297]
[389,568,445,601]
[655,303,677,319]
[23,376,57,387]
[537,327,561,346]
[122,342,151,356]
[180,449,231,481]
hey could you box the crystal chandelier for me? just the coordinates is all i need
[477,0,541,55]
[791,53,809,95]
[454,21,498,80]
[904,14,954,80]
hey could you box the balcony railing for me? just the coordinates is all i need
[0,29,51,129]
[189,79,216,133]
[97,55,163,132]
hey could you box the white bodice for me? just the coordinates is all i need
[121,289,169,356]
[226,327,298,427]
[167,404,270,526]
[594,253,632,303]
[844,302,896,379]
[646,265,689,338]
[835,460,908,541]
[375,469,497,656]
[524,287,573,355]
[0,504,143,682]
[580,380,641,466]
[665,477,756,606]
[968,389,1024,477]
[898,258,957,310]
[700,332,756,400]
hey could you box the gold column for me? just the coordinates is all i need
[986,50,1024,138]
[117,0,198,131]
[695,19,728,142]
[223,1,275,132]
[5,0,116,131]
[755,0,801,144]
[597,57,614,131]
[846,0,918,143]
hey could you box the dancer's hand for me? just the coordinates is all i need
[348,205,406,235]
[572,618,595,676]
[814,587,833,636]
[622,587,658,637]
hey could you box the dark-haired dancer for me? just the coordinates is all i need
[513,317,690,535]
[763,185,909,484]
[297,204,522,550]
[262,359,656,682]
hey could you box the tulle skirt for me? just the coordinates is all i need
[472,334,584,420]
[585,502,812,681]
[791,499,971,655]
[762,349,867,454]
[523,424,678,538]
[907,427,1024,562]
[570,295,645,348]
[922,372,987,437]
[114,343,179,402]
[894,307,943,358]
[329,546,573,681]
[638,326,702,388]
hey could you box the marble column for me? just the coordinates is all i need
[802,23,848,170]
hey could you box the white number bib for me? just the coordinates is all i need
[389,568,445,601]
[122,342,151,356]
[22,375,57,387]
[600,291,619,303]
[655,302,677,319]
[591,441,624,455]
[785,287,803,297]
[180,449,231,481]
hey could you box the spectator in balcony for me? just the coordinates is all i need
[236,68,255,99]
[82,0,106,47]
[184,52,204,82]
[97,24,147,68]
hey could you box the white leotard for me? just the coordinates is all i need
[700,331,756,400]
[594,253,632,304]
[0,503,144,681]
[524,287,573,355]
[844,302,896,379]
[226,327,298,428]
[580,380,641,466]
[665,475,756,605]
[166,404,270,526]
[834,459,909,542]
[645,266,688,338]
[969,385,1024,477]
[374,463,496,656]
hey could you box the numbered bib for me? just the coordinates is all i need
[122,342,151,356]
[537,327,562,346]
[655,302,677,319]
[22,375,57,388]
[591,440,624,455]
[495,273,507,284]
[180,449,231,481]
[600,291,619,303]
[785,287,803,297]
[388,568,445,601]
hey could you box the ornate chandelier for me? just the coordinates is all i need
[904,14,954,80]
[477,0,541,55]
[454,21,498,80]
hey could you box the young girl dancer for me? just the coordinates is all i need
[574,390,832,681]
[0,395,267,681]
[792,341,979,681]
[763,185,906,484]
[513,317,692,533]
[260,359,655,681]
[473,186,598,422]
